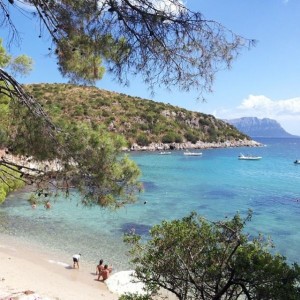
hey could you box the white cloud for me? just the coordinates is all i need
[100,0,186,14]
[151,0,186,13]
[238,95,300,115]
[214,95,300,135]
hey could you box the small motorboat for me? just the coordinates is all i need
[238,153,262,160]
[159,151,172,155]
[183,151,202,156]
[294,159,300,164]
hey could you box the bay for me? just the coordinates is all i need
[1,138,300,271]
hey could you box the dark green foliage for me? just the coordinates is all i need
[136,134,150,146]
[161,133,175,143]
[0,166,24,203]
[9,103,60,161]
[56,35,105,85]
[207,127,218,142]
[0,129,8,146]
[101,110,110,117]
[161,132,183,143]
[61,124,142,207]
[199,118,210,126]
[174,134,183,143]
[124,212,300,300]
[184,132,199,144]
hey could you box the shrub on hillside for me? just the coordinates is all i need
[136,134,150,146]
[161,132,183,143]
[184,132,199,144]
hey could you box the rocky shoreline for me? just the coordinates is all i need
[129,138,263,151]
[0,139,262,170]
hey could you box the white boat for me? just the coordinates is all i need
[294,159,300,164]
[159,151,172,155]
[183,151,202,156]
[238,153,262,160]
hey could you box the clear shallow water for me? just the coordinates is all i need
[1,138,300,270]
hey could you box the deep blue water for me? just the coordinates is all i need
[1,138,300,270]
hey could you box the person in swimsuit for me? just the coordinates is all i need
[96,259,104,280]
[45,201,51,209]
[99,264,113,281]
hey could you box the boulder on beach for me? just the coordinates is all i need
[106,270,147,296]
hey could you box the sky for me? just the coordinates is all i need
[2,0,300,135]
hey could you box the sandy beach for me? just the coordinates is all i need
[0,234,118,300]
[0,235,178,300]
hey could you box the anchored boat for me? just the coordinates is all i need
[238,153,262,160]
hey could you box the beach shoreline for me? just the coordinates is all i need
[0,233,118,300]
[0,233,177,300]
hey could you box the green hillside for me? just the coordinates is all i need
[23,83,248,146]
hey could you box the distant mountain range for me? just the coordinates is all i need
[226,117,300,138]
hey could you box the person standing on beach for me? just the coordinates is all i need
[72,253,81,268]
[96,259,104,279]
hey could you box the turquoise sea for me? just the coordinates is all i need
[1,138,300,271]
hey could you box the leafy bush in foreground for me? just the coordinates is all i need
[124,211,300,300]
[119,293,151,300]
